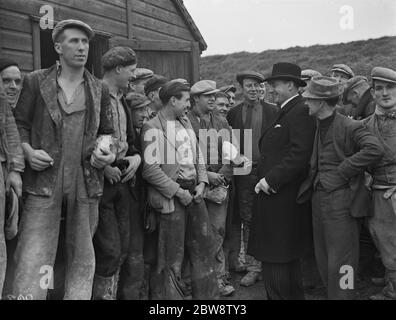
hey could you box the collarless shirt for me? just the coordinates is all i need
[109,91,128,160]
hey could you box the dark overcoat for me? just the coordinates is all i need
[248,95,315,263]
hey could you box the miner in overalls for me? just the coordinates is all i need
[12,19,115,300]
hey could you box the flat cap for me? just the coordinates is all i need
[126,93,151,110]
[102,46,137,71]
[371,67,396,84]
[190,80,219,96]
[0,58,19,73]
[131,68,154,82]
[169,78,190,86]
[343,76,369,104]
[219,85,237,94]
[301,69,322,81]
[302,76,344,100]
[144,75,168,96]
[52,19,94,42]
[331,64,354,78]
[236,71,265,85]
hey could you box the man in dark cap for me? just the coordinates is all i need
[144,75,168,119]
[331,64,354,86]
[141,81,218,300]
[13,19,115,300]
[129,68,154,95]
[0,59,22,109]
[226,71,277,287]
[343,76,375,120]
[0,78,24,296]
[220,85,237,107]
[92,46,143,300]
[298,76,383,300]
[364,67,396,300]
[250,62,315,299]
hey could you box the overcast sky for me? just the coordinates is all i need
[183,0,396,56]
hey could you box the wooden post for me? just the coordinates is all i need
[190,41,200,84]
[31,21,41,70]
[126,0,134,39]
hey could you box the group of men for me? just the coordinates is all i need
[0,18,396,300]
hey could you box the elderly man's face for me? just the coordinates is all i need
[132,107,148,129]
[372,80,396,109]
[347,90,360,107]
[242,78,260,103]
[1,66,22,107]
[214,96,230,118]
[331,71,350,85]
[268,80,294,106]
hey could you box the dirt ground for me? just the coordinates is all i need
[222,253,382,300]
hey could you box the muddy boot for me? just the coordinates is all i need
[240,271,262,287]
[92,275,117,300]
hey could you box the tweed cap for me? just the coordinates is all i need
[190,80,220,96]
[52,19,94,42]
[144,75,168,96]
[371,67,396,84]
[302,76,344,100]
[236,71,265,85]
[126,93,151,110]
[169,78,190,86]
[219,85,237,94]
[0,58,19,73]
[131,68,154,82]
[102,46,137,71]
[301,69,322,81]
[343,76,369,103]
[331,64,354,78]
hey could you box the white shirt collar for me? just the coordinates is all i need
[280,94,299,109]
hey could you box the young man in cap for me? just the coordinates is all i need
[250,62,315,300]
[13,19,115,300]
[226,71,277,287]
[214,92,231,120]
[220,85,237,107]
[0,59,22,109]
[92,46,143,300]
[144,75,168,119]
[343,76,376,120]
[129,68,154,95]
[141,81,218,300]
[188,80,235,297]
[364,67,396,300]
[0,78,24,296]
[331,64,354,86]
[298,76,383,300]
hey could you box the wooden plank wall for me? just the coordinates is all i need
[130,0,196,43]
[0,0,128,73]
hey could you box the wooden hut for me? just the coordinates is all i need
[0,0,207,82]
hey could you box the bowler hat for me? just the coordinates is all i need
[236,71,265,86]
[191,80,220,96]
[302,76,344,100]
[265,62,307,87]
[52,19,94,42]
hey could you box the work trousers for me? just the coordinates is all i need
[150,192,218,300]
[312,188,359,300]
[369,190,396,299]
[233,170,262,272]
[13,168,99,300]
[0,164,5,297]
[206,193,228,278]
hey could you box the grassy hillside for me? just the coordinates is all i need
[200,36,396,89]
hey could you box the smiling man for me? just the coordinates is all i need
[226,71,277,287]
[141,81,218,300]
[364,67,396,300]
[250,62,315,300]
[13,19,115,300]
[0,59,22,109]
